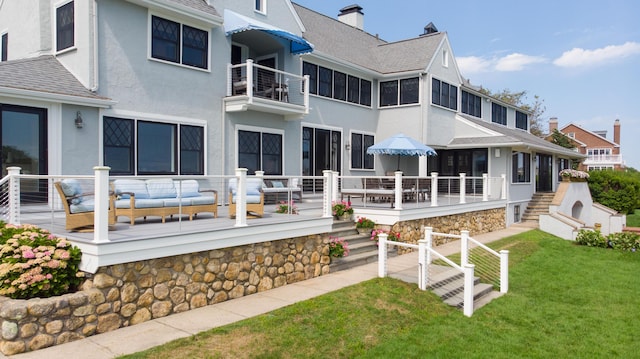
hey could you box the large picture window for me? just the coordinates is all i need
[56,1,74,52]
[512,152,531,183]
[351,133,374,170]
[238,130,282,175]
[151,15,208,69]
[104,117,204,175]
[431,78,457,110]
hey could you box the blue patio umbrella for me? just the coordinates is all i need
[366,133,437,170]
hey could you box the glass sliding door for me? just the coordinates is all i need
[0,104,47,202]
[302,126,341,192]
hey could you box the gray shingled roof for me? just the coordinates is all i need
[0,56,110,101]
[167,0,220,17]
[452,114,585,158]
[292,3,443,74]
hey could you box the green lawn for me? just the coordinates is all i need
[626,209,640,227]
[121,230,640,358]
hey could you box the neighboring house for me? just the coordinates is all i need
[0,0,583,225]
[547,117,624,171]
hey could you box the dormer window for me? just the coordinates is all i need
[255,0,267,14]
[56,1,74,52]
[516,111,528,130]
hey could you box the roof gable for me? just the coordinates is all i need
[560,123,619,147]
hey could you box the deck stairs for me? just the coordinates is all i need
[521,192,555,224]
[328,220,500,310]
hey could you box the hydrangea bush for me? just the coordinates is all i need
[575,229,640,252]
[0,222,84,299]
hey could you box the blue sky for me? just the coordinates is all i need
[293,1,640,169]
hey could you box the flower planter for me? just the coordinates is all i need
[357,228,371,235]
[338,213,352,221]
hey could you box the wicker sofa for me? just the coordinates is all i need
[54,179,117,232]
[112,178,218,225]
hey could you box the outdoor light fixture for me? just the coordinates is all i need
[345,141,351,150]
[74,111,84,128]
[495,148,501,157]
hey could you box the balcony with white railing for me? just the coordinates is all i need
[583,154,623,166]
[224,60,309,118]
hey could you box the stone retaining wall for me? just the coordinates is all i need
[383,208,506,254]
[0,208,505,355]
[0,235,331,355]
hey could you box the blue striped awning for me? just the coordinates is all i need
[224,10,313,55]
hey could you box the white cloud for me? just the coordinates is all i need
[553,42,640,68]
[495,53,547,71]
[457,53,546,74]
[456,56,493,74]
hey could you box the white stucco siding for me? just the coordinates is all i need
[55,0,93,89]
[0,0,49,60]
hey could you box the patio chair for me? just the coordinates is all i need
[54,179,116,232]
[228,178,264,218]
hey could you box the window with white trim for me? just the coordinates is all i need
[151,15,209,69]
[351,133,375,170]
[1,33,7,61]
[431,78,457,110]
[461,90,481,117]
[512,152,530,183]
[103,117,204,175]
[238,129,282,175]
[302,61,371,107]
[56,1,74,52]
[381,77,420,107]
[492,103,507,125]
[255,0,266,14]
[516,111,528,130]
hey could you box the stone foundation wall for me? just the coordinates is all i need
[0,235,331,355]
[384,208,506,254]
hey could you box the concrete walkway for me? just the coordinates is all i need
[8,224,535,359]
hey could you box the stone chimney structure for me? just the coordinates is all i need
[549,117,558,133]
[613,119,621,145]
[338,4,364,30]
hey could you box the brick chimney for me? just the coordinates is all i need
[549,117,558,133]
[338,4,364,30]
[613,119,621,145]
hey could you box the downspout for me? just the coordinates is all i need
[90,0,99,92]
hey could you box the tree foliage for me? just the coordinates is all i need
[479,88,547,137]
[587,170,640,214]
[549,129,576,149]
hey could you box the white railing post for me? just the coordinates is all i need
[235,168,248,227]
[377,233,388,278]
[425,226,433,265]
[459,173,466,204]
[93,166,111,243]
[323,170,333,218]
[7,167,21,225]
[418,239,428,290]
[501,174,507,200]
[460,230,469,267]
[332,171,339,203]
[246,59,254,99]
[303,74,310,113]
[430,172,438,207]
[500,250,509,293]
[394,171,403,210]
[463,263,475,317]
[482,174,489,201]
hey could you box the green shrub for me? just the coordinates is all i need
[0,222,84,299]
[575,229,606,248]
[606,232,640,252]
[587,170,640,214]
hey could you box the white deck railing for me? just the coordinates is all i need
[377,226,509,317]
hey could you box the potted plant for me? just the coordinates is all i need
[559,169,590,182]
[328,236,349,258]
[332,200,353,220]
[275,200,298,214]
[370,229,400,244]
[355,216,375,235]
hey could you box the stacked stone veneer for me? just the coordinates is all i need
[385,208,506,254]
[0,208,505,355]
[0,235,331,355]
